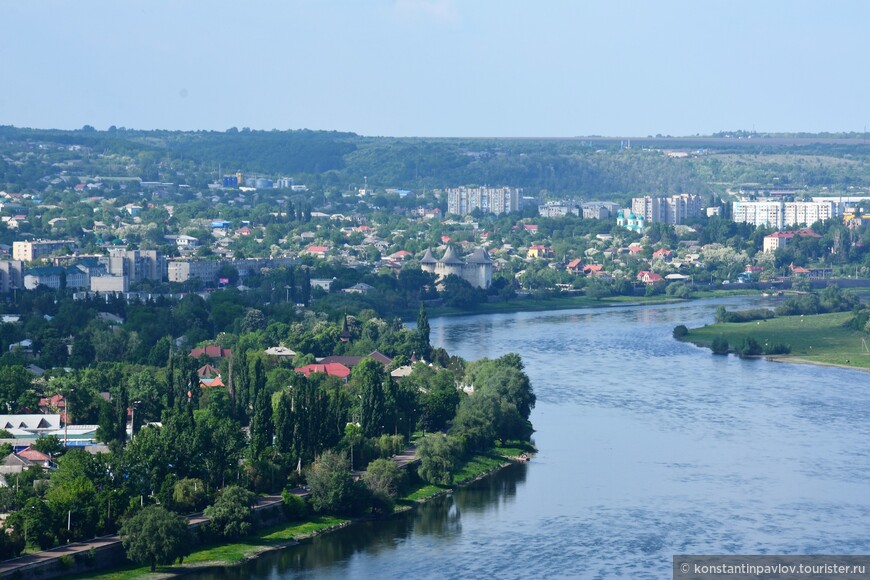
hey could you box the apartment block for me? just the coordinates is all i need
[12,240,77,262]
[447,186,521,216]
[631,194,702,225]
[732,200,834,229]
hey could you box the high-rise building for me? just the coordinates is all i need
[446,186,521,216]
[12,240,77,262]
[732,200,834,229]
[631,194,702,225]
[0,261,24,293]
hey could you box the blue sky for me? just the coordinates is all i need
[2,0,868,137]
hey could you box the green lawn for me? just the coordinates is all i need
[399,443,534,504]
[684,311,870,370]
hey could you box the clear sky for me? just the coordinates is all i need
[2,0,868,137]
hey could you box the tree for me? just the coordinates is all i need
[416,302,430,352]
[450,393,497,452]
[172,478,207,513]
[355,358,386,438]
[416,434,461,486]
[249,383,273,462]
[31,435,64,459]
[194,411,245,490]
[203,485,256,539]
[362,458,406,501]
[307,450,358,514]
[711,335,729,355]
[120,505,191,572]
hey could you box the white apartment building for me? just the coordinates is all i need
[630,194,702,225]
[12,240,77,262]
[732,200,834,229]
[446,186,521,216]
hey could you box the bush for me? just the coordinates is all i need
[281,490,308,520]
[762,342,791,355]
[710,335,729,355]
[203,485,256,539]
[665,282,692,299]
[737,337,763,357]
[416,434,462,486]
[362,458,406,501]
[307,450,367,515]
[58,554,74,570]
[672,325,688,339]
[715,306,776,323]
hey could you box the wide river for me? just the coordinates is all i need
[195,297,870,579]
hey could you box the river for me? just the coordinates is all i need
[192,298,870,579]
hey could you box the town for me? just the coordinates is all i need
[0,126,868,575]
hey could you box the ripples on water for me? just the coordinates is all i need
[196,299,870,579]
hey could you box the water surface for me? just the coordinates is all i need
[195,298,870,579]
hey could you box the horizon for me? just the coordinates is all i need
[3,1,869,138]
[4,125,869,142]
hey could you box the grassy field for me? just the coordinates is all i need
[684,311,870,370]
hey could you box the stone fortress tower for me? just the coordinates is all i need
[420,246,492,289]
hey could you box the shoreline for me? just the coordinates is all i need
[764,355,870,372]
[88,452,532,579]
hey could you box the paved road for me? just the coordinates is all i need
[0,448,414,578]
[0,494,286,578]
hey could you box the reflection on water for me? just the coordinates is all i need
[191,298,870,579]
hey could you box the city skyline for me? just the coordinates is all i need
[2,1,868,137]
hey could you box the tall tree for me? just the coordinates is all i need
[249,384,273,462]
[417,302,431,355]
[354,359,386,438]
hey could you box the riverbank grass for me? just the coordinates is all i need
[400,443,534,504]
[684,311,870,370]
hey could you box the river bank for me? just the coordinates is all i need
[76,446,533,580]
[681,310,870,370]
[414,291,756,321]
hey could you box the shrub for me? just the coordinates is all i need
[281,490,308,520]
[710,335,729,355]
[203,485,256,539]
[715,306,776,323]
[762,343,791,355]
[672,325,688,339]
[737,337,763,357]
[58,555,74,570]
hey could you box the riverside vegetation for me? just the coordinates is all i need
[1,298,536,576]
[677,284,870,369]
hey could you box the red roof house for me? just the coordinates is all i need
[294,363,351,380]
[637,270,664,284]
[190,345,232,359]
[566,258,584,273]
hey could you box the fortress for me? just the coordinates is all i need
[420,246,492,289]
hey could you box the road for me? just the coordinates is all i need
[0,447,415,578]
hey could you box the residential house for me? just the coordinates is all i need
[565,258,584,274]
[637,270,664,284]
[190,345,232,359]
[294,363,351,380]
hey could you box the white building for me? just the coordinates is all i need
[732,200,834,229]
[446,186,521,216]
[631,194,702,225]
